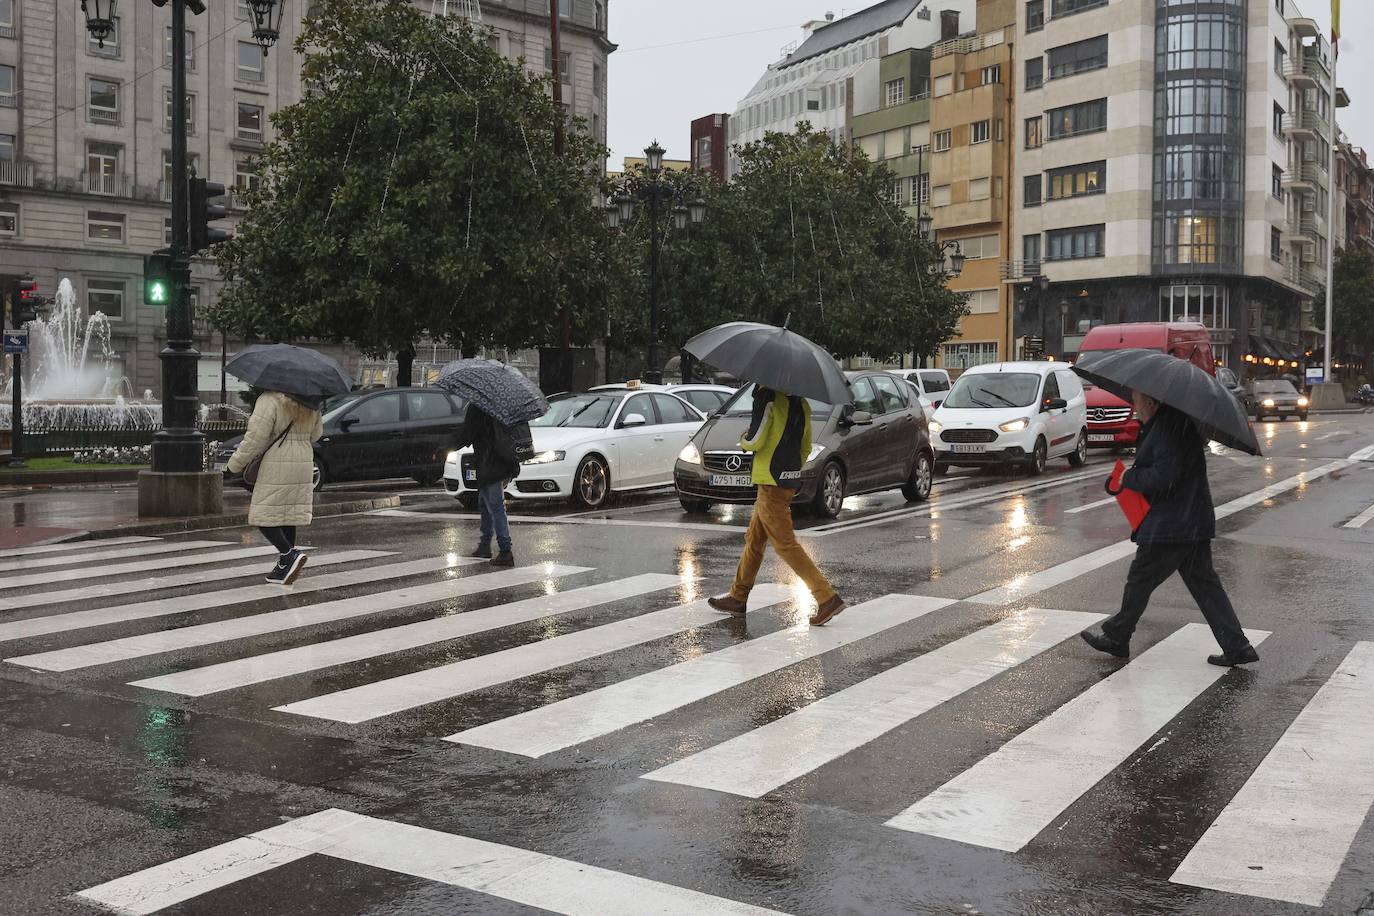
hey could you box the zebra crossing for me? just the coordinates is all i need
[0,515,1368,912]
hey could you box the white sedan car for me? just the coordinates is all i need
[443,386,707,510]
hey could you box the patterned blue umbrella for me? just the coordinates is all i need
[435,358,549,426]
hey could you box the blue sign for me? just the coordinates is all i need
[3,329,27,354]
[1305,366,1324,384]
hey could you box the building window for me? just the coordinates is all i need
[885,78,905,107]
[1273,103,1284,138]
[0,202,17,236]
[1046,98,1106,140]
[1162,14,1243,71]
[1159,147,1242,202]
[164,89,196,134]
[236,0,251,18]
[88,17,118,55]
[237,41,265,81]
[237,102,264,141]
[85,142,120,195]
[1159,79,1243,136]
[1023,233,1042,266]
[1271,227,1282,262]
[86,210,126,244]
[1272,163,1284,199]
[914,173,930,205]
[1274,39,1287,77]
[544,48,572,83]
[161,149,199,198]
[971,120,991,144]
[1024,174,1042,206]
[595,1,604,30]
[969,177,991,200]
[1026,58,1043,90]
[87,279,124,320]
[593,62,604,99]
[932,184,952,207]
[1049,35,1107,79]
[965,289,1000,314]
[0,0,12,30]
[1046,224,1104,260]
[1161,214,1234,265]
[1051,0,1107,17]
[0,64,14,106]
[1047,160,1105,200]
[164,216,172,246]
[1026,0,1044,32]
[958,235,999,259]
[942,342,999,370]
[1025,116,1043,149]
[981,65,1001,85]
[558,0,573,16]
[235,157,260,194]
[889,177,910,206]
[164,28,196,70]
[89,78,120,124]
[933,129,952,152]
[933,74,953,97]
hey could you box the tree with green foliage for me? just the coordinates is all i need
[1315,245,1374,376]
[208,0,608,384]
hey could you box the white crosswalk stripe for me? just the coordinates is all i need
[644,607,1104,799]
[0,545,279,592]
[0,535,158,558]
[274,585,793,723]
[885,623,1271,851]
[0,538,232,574]
[447,594,954,758]
[8,564,591,672]
[1170,641,1374,907]
[129,573,681,696]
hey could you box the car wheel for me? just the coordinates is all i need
[1026,438,1048,476]
[572,454,611,510]
[933,461,949,476]
[811,461,846,519]
[901,451,933,502]
[1299,412,1309,421]
[679,497,712,515]
[1068,431,1088,468]
[457,493,479,510]
[312,458,326,492]
[412,470,444,486]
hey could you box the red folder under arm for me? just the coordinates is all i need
[1110,459,1151,531]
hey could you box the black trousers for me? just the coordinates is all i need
[1101,541,1250,655]
[260,526,296,554]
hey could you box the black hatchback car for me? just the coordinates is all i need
[213,387,467,490]
[673,371,934,518]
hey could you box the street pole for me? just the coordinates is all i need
[1323,45,1337,382]
[645,185,663,385]
[549,0,574,392]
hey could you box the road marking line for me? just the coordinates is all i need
[275,585,792,723]
[1343,501,1374,529]
[1315,431,1345,441]
[447,594,954,758]
[129,574,681,696]
[9,564,590,673]
[0,545,280,592]
[643,607,1104,798]
[372,508,734,534]
[0,538,234,575]
[0,535,158,558]
[0,552,421,642]
[1065,496,1116,514]
[75,808,789,916]
[885,623,1270,851]
[1170,642,1374,906]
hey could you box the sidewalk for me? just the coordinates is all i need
[0,485,400,548]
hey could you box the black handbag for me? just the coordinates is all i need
[239,424,292,492]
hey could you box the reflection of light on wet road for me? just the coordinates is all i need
[786,579,815,625]
[677,548,700,603]
[1007,536,1029,550]
[1007,500,1028,531]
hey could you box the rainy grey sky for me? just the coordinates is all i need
[606,0,1374,168]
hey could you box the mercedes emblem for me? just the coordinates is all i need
[725,455,743,472]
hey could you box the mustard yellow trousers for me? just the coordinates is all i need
[730,484,837,604]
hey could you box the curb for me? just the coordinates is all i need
[0,468,144,486]
[80,494,402,539]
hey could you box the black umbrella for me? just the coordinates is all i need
[1073,349,1261,456]
[225,344,352,400]
[434,358,549,426]
[683,322,853,405]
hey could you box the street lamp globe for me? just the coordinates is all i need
[80,0,117,48]
[947,246,966,279]
[604,203,621,229]
[248,0,287,53]
[672,205,689,231]
[918,214,933,239]
[614,193,635,224]
[688,198,707,225]
[644,140,666,175]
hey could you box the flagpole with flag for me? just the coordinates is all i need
[1323,0,1339,382]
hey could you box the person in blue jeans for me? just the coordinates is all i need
[454,403,519,567]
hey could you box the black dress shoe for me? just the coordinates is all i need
[1081,629,1130,658]
[1207,645,1259,667]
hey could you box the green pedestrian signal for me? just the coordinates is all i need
[143,251,174,306]
[146,279,169,304]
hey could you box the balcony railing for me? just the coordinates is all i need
[158,179,173,201]
[83,171,129,196]
[1283,54,1328,85]
[1000,259,1043,281]
[1283,109,1329,137]
[1288,260,1322,293]
[931,27,1009,59]
[0,92,16,109]
[0,158,34,187]
[88,106,120,125]
[1282,163,1319,187]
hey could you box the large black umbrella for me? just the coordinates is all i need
[1073,349,1261,456]
[434,358,549,426]
[225,344,352,401]
[683,322,852,405]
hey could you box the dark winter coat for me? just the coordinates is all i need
[1119,405,1216,544]
[454,403,520,487]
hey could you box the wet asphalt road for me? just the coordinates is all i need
[2,414,1373,915]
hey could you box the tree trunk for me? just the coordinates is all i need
[396,343,415,388]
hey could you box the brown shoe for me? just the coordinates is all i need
[707,594,747,616]
[809,595,847,626]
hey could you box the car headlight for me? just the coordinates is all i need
[446,450,460,463]
[678,442,703,465]
[522,450,565,465]
[1262,398,1276,407]
[806,443,826,463]
[1297,397,1309,407]
[928,419,943,434]
[999,417,1031,433]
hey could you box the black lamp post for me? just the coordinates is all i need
[606,141,706,385]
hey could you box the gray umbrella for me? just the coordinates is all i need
[683,322,853,405]
[225,344,352,399]
[1073,348,1261,456]
[435,358,549,426]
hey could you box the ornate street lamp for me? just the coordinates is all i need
[644,140,665,176]
[688,198,707,226]
[671,205,689,231]
[614,192,635,225]
[248,0,287,53]
[80,0,117,48]
[604,202,621,230]
[947,243,966,278]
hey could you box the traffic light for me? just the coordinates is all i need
[14,276,37,323]
[189,178,231,254]
[143,251,174,305]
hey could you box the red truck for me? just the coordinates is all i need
[1075,322,1215,450]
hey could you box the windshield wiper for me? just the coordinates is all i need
[978,388,1019,408]
[965,395,993,408]
[559,401,600,427]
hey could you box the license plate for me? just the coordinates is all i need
[464,469,475,482]
[213,462,227,472]
[1089,434,1115,443]
[709,474,752,487]
[950,444,986,454]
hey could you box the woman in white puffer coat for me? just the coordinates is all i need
[227,389,324,584]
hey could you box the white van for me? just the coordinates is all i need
[889,368,953,419]
[929,361,1088,475]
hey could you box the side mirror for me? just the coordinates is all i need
[339,416,359,431]
[847,410,874,426]
[1042,397,1068,412]
[620,412,647,428]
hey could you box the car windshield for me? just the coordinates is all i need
[322,392,365,422]
[531,393,619,428]
[1253,381,1298,395]
[720,384,833,420]
[943,372,1042,409]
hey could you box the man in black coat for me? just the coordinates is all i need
[453,402,520,568]
[1081,391,1259,667]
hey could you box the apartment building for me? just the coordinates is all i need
[0,0,611,394]
[1335,135,1374,254]
[1006,0,1347,372]
[689,112,728,182]
[727,0,974,178]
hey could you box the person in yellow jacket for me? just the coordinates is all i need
[708,386,847,625]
